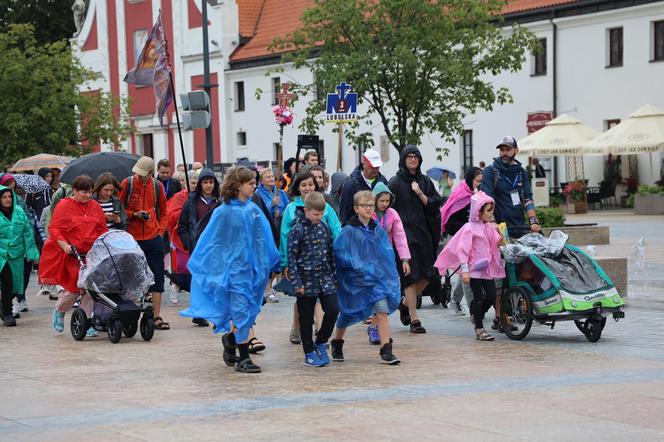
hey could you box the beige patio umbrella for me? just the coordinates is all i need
[585,104,664,182]
[518,114,601,180]
[12,153,72,172]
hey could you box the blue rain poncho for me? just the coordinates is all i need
[180,199,280,342]
[333,217,401,328]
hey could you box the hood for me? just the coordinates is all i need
[398,145,423,176]
[347,215,377,230]
[331,171,349,193]
[492,156,524,174]
[0,185,15,217]
[284,157,297,177]
[372,182,394,207]
[38,167,52,179]
[469,191,495,222]
[193,168,220,198]
[0,173,15,187]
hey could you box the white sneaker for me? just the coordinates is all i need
[18,300,29,312]
[266,290,279,303]
[453,301,465,316]
[38,285,51,296]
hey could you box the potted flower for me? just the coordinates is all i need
[634,184,664,215]
[563,180,587,214]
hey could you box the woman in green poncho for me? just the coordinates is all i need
[0,186,40,326]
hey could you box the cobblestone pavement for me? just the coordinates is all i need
[1,210,662,441]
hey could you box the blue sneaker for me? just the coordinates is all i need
[52,310,64,333]
[86,327,98,338]
[304,351,325,367]
[315,343,330,365]
[367,325,380,345]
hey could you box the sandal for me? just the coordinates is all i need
[221,333,238,366]
[475,329,495,341]
[235,358,262,373]
[154,317,170,330]
[248,337,266,354]
[409,320,426,334]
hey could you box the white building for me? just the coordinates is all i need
[73,0,664,189]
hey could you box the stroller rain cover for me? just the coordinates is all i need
[77,230,154,301]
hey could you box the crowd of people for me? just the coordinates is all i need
[0,135,542,373]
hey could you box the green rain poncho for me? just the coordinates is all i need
[0,186,39,295]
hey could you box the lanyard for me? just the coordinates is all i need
[503,174,519,190]
[162,179,169,195]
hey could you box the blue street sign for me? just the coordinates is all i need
[326,81,359,123]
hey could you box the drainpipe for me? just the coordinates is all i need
[551,15,559,187]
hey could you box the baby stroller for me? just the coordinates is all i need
[71,230,156,343]
[499,230,625,342]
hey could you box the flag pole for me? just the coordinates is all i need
[168,72,191,193]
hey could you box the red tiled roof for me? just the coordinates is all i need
[230,0,578,63]
[237,0,266,38]
[502,0,577,14]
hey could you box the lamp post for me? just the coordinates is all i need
[201,0,215,168]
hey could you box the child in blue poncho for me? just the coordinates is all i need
[180,166,280,374]
[330,191,401,365]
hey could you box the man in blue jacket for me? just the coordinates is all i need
[339,149,388,224]
[481,136,541,239]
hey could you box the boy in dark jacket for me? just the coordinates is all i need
[287,192,339,367]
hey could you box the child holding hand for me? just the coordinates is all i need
[435,191,505,341]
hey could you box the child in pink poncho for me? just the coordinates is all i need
[367,183,411,344]
[435,191,505,341]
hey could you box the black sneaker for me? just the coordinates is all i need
[3,315,17,327]
[398,299,411,326]
[235,358,262,373]
[379,343,400,365]
[409,320,426,334]
[192,318,209,327]
[221,333,238,367]
[330,339,344,362]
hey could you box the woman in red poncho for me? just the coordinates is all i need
[39,175,108,334]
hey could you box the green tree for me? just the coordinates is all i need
[271,0,538,154]
[0,24,132,165]
[0,0,76,45]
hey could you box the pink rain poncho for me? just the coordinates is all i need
[434,191,505,280]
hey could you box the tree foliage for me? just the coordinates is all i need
[0,24,132,165]
[271,0,538,153]
[0,0,76,45]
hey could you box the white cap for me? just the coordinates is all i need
[363,149,383,167]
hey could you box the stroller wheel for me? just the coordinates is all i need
[140,314,155,341]
[107,319,122,343]
[70,309,88,341]
[440,282,451,308]
[499,287,533,340]
[123,322,138,338]
[582,318,606,343]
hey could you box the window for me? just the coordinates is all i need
[237,131,247,146]
[133,29,148,64]
[653,21,664,61]
[532,38,547,76]
[234,81,245,111]
[607,27,623,67]
[271,77,281,105]
[462,130,473,174]
[605,119,621,130]
[141,133,153,158]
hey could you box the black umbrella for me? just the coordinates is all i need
[60,152,141,184]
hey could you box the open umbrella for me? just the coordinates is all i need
[518,114,601,180]
[12,154,72,172]
[60,152,141,184]
[585,104,664,183]
[13,174,51,194]
[426,167,457,180]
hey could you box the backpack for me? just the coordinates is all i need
[124,176,161,219]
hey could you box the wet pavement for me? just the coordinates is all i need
[1,210,663,441]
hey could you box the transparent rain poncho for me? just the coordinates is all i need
[501,230,569,263]
[77,230,154,301]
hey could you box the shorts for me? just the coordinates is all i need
[372,298,389,314]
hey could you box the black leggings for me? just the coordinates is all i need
[296,294,339,354]
[469,278,497,330]
[1,263,14,318]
